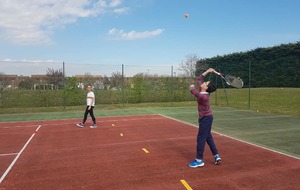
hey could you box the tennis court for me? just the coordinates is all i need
[0,113,299,190]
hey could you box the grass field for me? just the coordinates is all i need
[210,88,300,116]
[1,88,299,116]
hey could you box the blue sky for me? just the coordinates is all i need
[0,0,299,76]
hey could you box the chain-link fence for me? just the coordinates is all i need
[0,61,196,110]
[1,60,298,116]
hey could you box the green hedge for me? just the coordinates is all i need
[0,76,196,108]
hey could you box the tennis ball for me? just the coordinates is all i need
[184,14,189,18]
[256,110,259,112]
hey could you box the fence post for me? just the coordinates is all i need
[215,73,218,106]
[122,64,125,108]
[63,62,66,110]
[248,60,251,109]
[171,66,174,107]
[219,73,229,106]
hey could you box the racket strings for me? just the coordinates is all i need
[225,75,243,88]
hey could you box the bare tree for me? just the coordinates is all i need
[0,73,10,108]
[178,54,200,77]
[83,72,95,85]
[0,73,10,90]
[111,71,124,90]
[102,75,111,90]
[18,78,34,89]
[46,68,63,89]
[195,60,209,76]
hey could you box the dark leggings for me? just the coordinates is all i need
[83,106,96,124]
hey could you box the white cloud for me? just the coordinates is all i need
[0,0,127,45]
[109,0,123,7]
[108,28,164,40]
[113,7,129,14]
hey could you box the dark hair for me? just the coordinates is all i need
[207,81,217,93]
[87,84,92,87]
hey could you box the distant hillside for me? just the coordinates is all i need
[196,42,300,87]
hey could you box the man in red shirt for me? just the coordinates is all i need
[189,68,221,168]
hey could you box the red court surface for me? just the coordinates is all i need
[0,115,299,190]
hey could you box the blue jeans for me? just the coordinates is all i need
[196,115,218,160]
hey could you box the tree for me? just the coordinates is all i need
[18,78,34,89]
[83,72,95,85]
[64,77,82,106]
[102,75,111,90]
[179,54,200,78]
[110,71,124,90]
[195,41,300,87]
[129,73,147,103]
[0,73,10,108]
[46,68,63,89]
[195,60,209,76]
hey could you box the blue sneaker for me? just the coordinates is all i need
[188,160,204,168]
[214,154,221,165]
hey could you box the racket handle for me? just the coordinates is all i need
[214,71,222,76]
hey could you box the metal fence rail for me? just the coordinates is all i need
[0,62,196,109]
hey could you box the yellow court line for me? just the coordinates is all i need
[180,179,193,190]
[120,133,123,137]
[142,148,149,154]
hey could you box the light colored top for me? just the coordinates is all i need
[87,91,95,106]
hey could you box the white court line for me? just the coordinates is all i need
[159,114,300,160]
[0,113,159,124]
[0,153,18,157]
[216,115,295,121]
[0,125,39,129]
[0,125,42,184]
[0,114,161,128]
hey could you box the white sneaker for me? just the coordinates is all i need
[90,124,97,129]
[214,154,222,165]
[76,123,84,128]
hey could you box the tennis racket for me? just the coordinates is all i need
[214,71,244,88]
